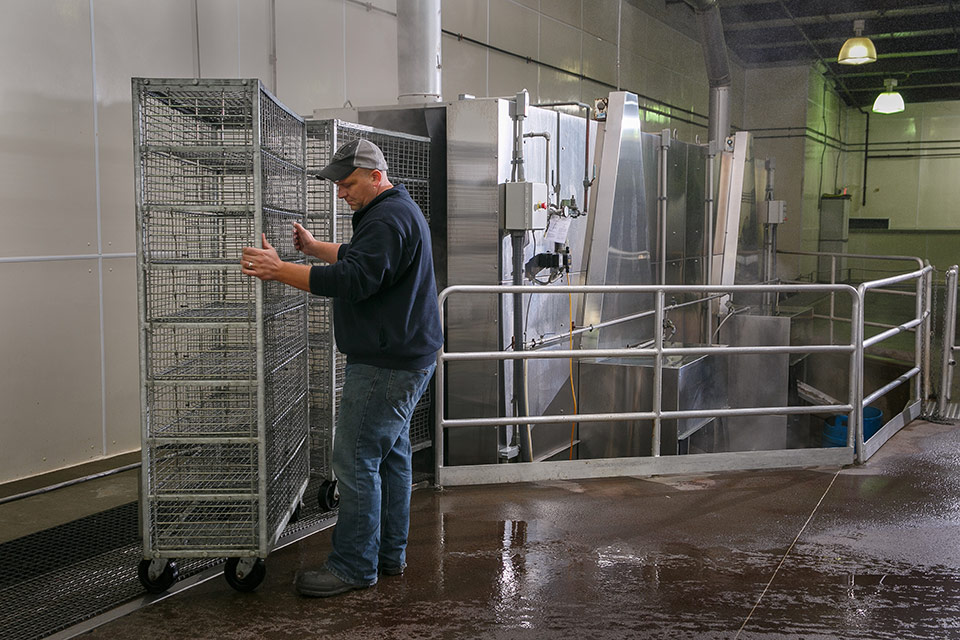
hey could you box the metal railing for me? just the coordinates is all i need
[779,249,934,403]
[435,283,862,487]
[854,264,933,462]
[777,249,927,345]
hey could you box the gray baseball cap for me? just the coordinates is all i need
[317,139,388,182]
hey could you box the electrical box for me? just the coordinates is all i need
[759,200,786,224]
[499,181,549,230]
[819,194,850,242]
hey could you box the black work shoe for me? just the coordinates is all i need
[295,567,372,598]
[379,564,405,577]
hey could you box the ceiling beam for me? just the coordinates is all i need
[733,28,958,52]
[721,5,948,31]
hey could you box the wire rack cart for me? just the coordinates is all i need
[304,120,433,510]
[133,78,309,593]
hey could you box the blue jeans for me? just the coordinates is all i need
[325,362,435,585]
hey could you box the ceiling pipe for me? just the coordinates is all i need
[682,0,732,150]
[397,0,442,104]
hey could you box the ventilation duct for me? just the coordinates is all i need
[683,0,731,148]
[397,0,442,104]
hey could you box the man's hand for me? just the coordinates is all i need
[241,234,312,292]
[293,222,316,255]
[293,222,342,263]
[242,234,282,280]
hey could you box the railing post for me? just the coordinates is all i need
[830,255,836,345]
[939,266,959,415]
[925,266,933,400]
[652,290,664,457]
[847,289,861,450]
[855,283,866,463]
[914,268,924,404]
[435,292,447,487]
[948,267,958,401]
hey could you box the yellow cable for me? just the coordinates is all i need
[567,272,579,459]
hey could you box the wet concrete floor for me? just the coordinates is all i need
[82,420,960,639]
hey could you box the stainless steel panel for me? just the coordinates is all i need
[445,99,506,465]
[714,131,763,300]
[716,314,789,451]
[685,143,707,285]
[665,143,688,266]
[577,354,727,458]
[444,98,597,464]
[437,446,854,486]
[498,103,596,462]
[735,138,762,296]
[582,93,654,351]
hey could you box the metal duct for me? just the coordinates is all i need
[683,0,731,147]
[397,0,442,104]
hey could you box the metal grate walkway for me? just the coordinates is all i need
[925,400,960,423]
[0,473,343,640]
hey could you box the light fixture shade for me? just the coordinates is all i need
[873,91,905,114]
[873,78,905,114]
[838,36,877,65]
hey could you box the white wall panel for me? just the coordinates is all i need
[917,158,960,229]
[197,0,241,78]
[102,256,139,455]
[0,260,104,483]
[745,66,808,129]
[344,0,398,107]
[540,15,581,74]
[442,0,488,43]
[94,0,198,254]
[276,0,345,114]
[921,112,960,143]
[583,0,618,40]
[644,61,681,110]
[488,49,539,100]
[581,33,617,87]
[581,78,610,107]
[541,0,580,28]
[442,37,488,100]
[864,158,921,228]
[238,0,274,84]
[538,66,581,104]
[0,0,98,258]
[870,111,920,144]
[490,0,539,62]
[681,77,708,117]
[618,1,646,54]
[619,50,647,95]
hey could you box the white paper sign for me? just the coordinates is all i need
[543,215,571,244]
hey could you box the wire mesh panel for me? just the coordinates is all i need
[134,78,308,564]
[303,120,434,483]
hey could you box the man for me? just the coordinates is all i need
[242,138,442,597]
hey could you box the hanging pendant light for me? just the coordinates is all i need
[838,19,877,65]
[873,79,905,114]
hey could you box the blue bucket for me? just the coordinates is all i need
[821,406,884,447]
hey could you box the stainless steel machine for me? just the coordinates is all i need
[340,89,849,469]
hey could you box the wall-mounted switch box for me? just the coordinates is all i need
[500,181,549,230]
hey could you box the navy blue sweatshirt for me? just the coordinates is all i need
[308,184,443,371]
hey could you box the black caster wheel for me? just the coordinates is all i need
[138,558,179,594]
[289,502,302,524]
[318,479,340,511]
[224,557,266,592]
